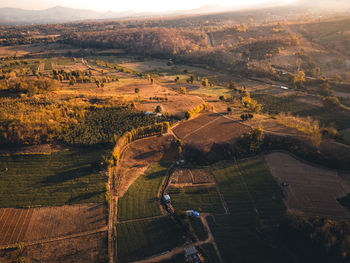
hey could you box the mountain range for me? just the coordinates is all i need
[0,1,350,25]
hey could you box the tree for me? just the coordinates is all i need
[202,79,209,86]
[229,81,237,90]
[289,70,306,89]
[155,105,162,113]
[317,83,332,96]
[323,96,341,110]
[134,88,140,93]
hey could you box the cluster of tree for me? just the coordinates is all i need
[240,113,254,121]
[280,212,350,263]
[0,97,84,145]
[60,106,171,145]
[65,28,207,57]
[111,121,170,165]
[240,91,262,113]
[185,103,208,119]
[95,59,135,74]
[149,96,168,101]
[239,35,300,60]
[288,70,306,89]
[3,77,58,95]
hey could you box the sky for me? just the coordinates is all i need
[0,0,295,12]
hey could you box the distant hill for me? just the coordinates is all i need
[294,0,350,11]
[0,2,349,25]
[0,6,138,24]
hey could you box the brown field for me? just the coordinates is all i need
[0,204,106,246]
[173,112,251,152]
[170,167,215,185]
[0,232,107,263]
[265,152,350,220]
[54,79,203,118]
[117,134,178,197]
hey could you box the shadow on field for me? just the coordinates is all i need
[68,190,104,203]
[145,170,166,180]
[41,165,95,184]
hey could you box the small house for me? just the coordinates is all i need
[163,194,171,203]
[186,210,200,218]
[184,246,204,263]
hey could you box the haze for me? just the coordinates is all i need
[0,0,294,12]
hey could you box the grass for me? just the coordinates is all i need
[190,84,233,97]
[200,243,221,263]
[167,186,225,214]
[190,217,208,241]
[117,216,185,262]
[117,162,170,221]
[0,147,109,207]
[341,127,350,144]
[208,159,288,263]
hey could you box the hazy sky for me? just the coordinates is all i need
[0,0,294,12]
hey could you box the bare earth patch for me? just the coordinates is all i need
[173,112,251,152]
[117,134,177,197]
[265,152,350,220]
[0,204,106,246]
[170,167,215,186]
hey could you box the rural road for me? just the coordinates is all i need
[131,213,221,263]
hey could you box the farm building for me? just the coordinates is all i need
[163,194,171,203]
[186,210,200,218]
[184,246,204,263]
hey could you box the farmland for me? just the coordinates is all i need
[0,232,108,263]
[117,162,170,221]
[0,147,109,207]
[0,204,106,246]
[1,4,350,263]
[117,217,185,262]
[265,152,350,220]
[173,112,251,152]
[208,159,287,262]
[167,186,225,214]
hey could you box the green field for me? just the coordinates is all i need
[208,159,288,263]
[0,147,109,207]
[118,162,170,221]
[167,186,225,214]
[117,216,185,262]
